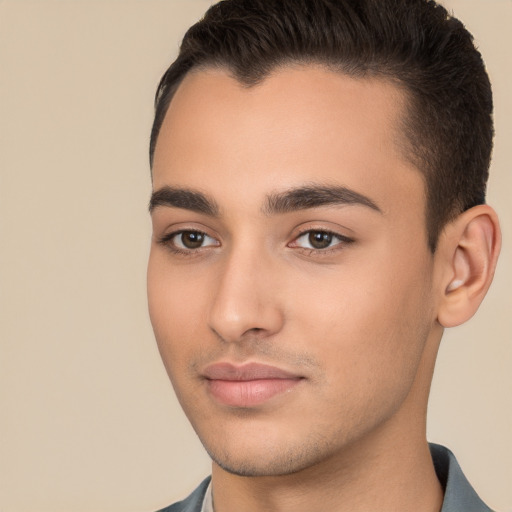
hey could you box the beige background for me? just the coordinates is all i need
[0,1,510,511]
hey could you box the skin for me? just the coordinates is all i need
[148,65,500,512]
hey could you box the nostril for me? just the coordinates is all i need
[244,327,267,336]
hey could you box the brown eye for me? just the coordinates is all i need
[158,230,219,253]
[290,229,353,252]
[308,231,333,249]
[179,231,206,249]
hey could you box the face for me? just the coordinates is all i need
[148,66,441,478]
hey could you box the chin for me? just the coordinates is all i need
[202,430,340,478]
[209,450,312,477]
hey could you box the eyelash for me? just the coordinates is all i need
[157,230,219,256]
[157,228,354,257]
[289,228,354,255]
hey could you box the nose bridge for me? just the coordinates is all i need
[208,240,283,342]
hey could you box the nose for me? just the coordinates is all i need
[207,245,285,343]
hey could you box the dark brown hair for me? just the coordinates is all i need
[150,0,493,251]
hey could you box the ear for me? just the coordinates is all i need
[436,205,501,328]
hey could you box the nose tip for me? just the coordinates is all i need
[207,257,284,344]
[209,306,282,344]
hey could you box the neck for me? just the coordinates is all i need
[211,431,443,512]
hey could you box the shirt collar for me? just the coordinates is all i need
[201,480,214,512]
[430,443,494,512]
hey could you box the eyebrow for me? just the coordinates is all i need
[263,184,382,215]
[149,184,382,217]
[149,186,220,216]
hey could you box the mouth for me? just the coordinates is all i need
[202,362,304,407]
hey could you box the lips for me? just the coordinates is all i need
[202,362,303,407]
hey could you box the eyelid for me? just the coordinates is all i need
[288,226,355,253]
[157,227,221,255]
[156,221,220,243]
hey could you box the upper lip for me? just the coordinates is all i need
[202,362,302,381]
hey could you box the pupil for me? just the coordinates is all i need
[182,231,204,249]
[309,231,332,249]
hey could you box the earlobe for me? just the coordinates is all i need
[437,205,501,328]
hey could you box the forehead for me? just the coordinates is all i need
[152,65,423,217]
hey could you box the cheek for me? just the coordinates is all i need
[290,250,433,396]
[147,252,208,374]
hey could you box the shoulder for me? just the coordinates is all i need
[156,477,212,512]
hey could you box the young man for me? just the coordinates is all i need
[147,0,501,511]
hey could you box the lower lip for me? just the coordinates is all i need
[207,378,302,407]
